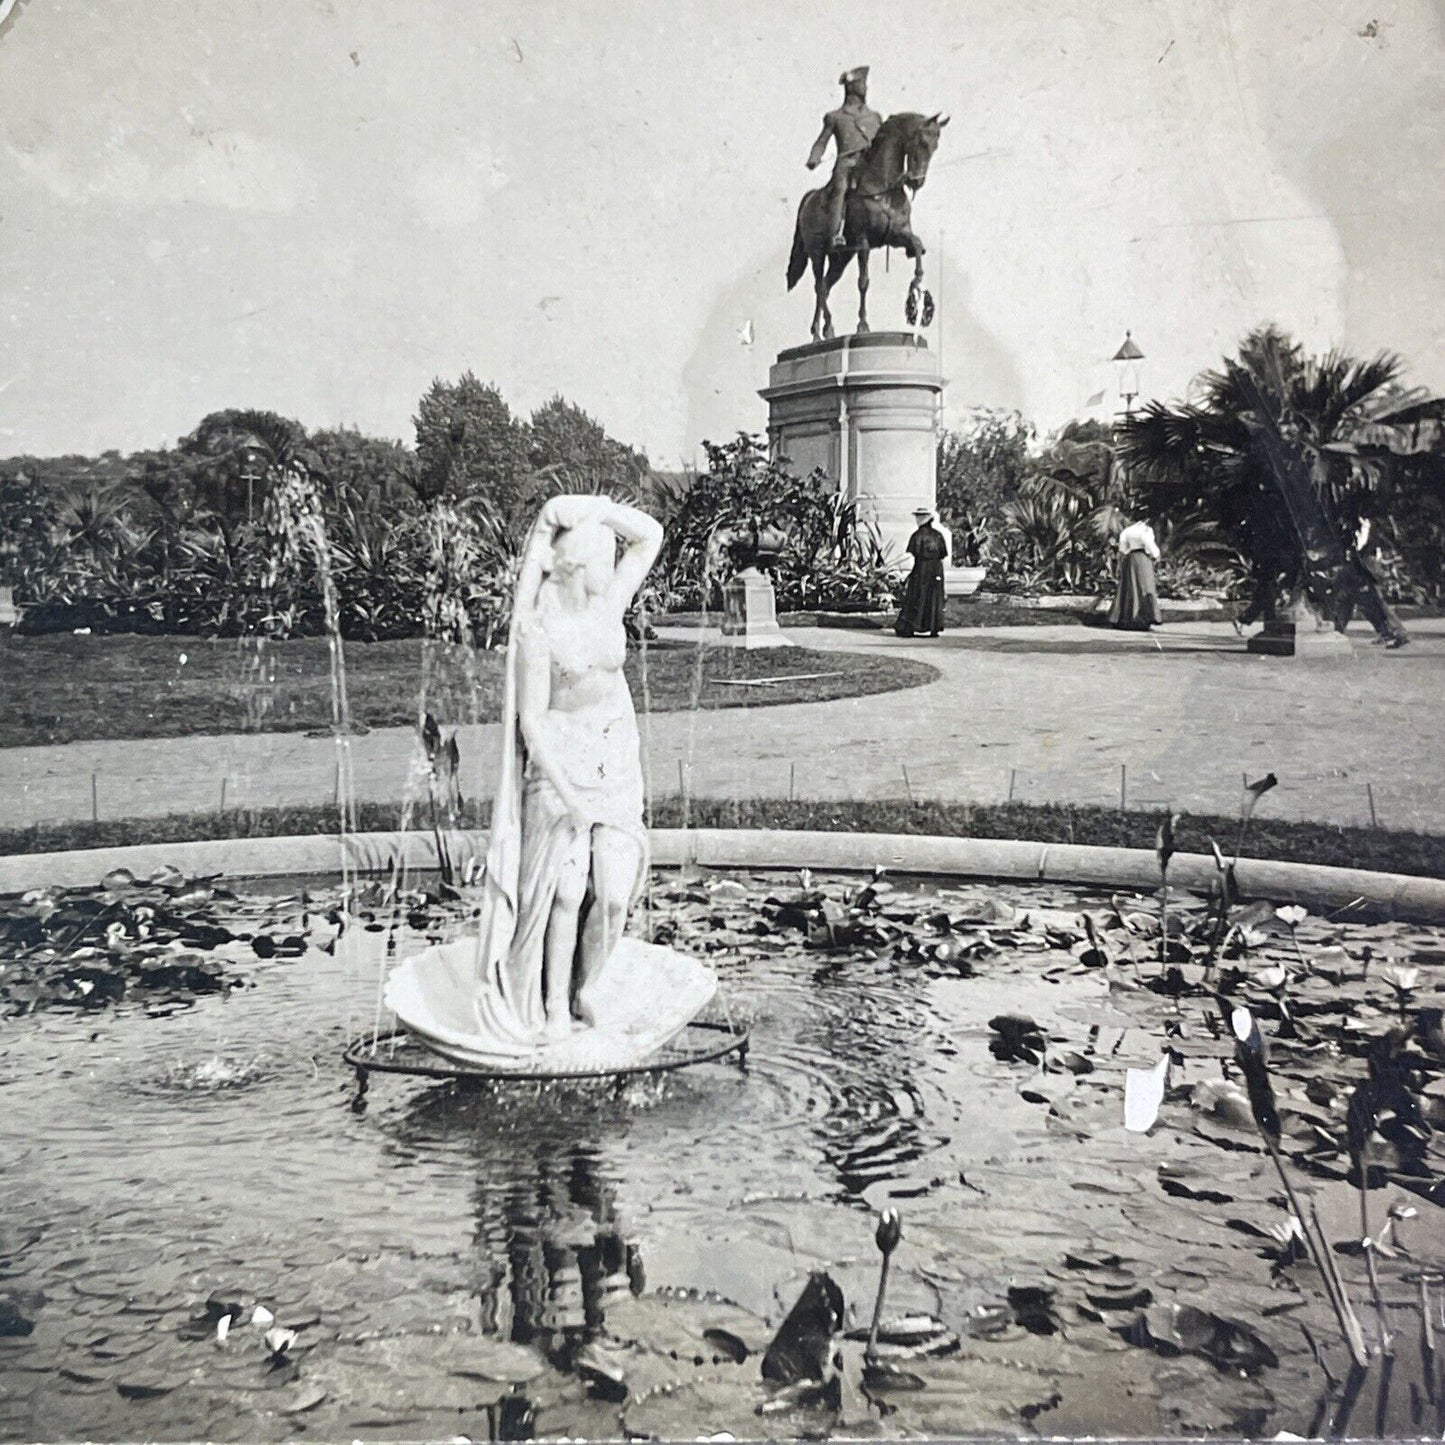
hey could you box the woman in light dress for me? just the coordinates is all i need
[1108,518,1163,631]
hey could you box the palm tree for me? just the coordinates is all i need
[1005,420,1137,591]
[1117,325,1435,617]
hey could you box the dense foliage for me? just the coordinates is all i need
[935,410,1237,598]
[0,384,654,643]
[651,434,900,613]
[935,332,1445,605]
[1118,325,1445,605]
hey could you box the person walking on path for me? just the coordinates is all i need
[1108,518,1163,631]
[1333,517,1410,648]
[895,507,948,638]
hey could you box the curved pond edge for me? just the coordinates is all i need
[3,827,1443,922]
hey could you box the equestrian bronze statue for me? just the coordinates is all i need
[789,67,949,342]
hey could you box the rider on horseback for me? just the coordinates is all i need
[805,66,882,252]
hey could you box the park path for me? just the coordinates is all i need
[2,620,1442,834]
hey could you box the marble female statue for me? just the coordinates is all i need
[385,495,716,1070]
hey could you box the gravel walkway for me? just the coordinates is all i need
[3,619,1441,833]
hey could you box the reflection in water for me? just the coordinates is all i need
[803,956,944,1202]
[393,1086,645,1372]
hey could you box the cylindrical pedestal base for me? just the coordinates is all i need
[759,332,945,560]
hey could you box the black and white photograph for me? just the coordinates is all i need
[2,2,1445,1439]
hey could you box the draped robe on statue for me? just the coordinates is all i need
[384,523,716,1071]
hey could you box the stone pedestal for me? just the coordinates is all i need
[759,332,944,560]
[720,567,787,649]
[1246,597,1353,658]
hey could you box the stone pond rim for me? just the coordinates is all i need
[3,828,1443,924]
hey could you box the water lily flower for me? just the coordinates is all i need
[1275,905,1308,928]
[1267,1214,1304,1246]
[264,1326,297,1357]
[1255,965,1289,991]
[104,922,127,946]
[215,1313,232,1345]
[1379,964,1419,994]
[251,1304,275,1330]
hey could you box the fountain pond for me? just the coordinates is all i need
[1,864,1443,1440]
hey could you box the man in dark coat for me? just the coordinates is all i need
[895,506,948,637]
[1332,517,1409,648]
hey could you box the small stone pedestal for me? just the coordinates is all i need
[720,567,787,650]
[1246,598,1353,658]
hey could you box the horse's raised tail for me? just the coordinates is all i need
[786,212,808,291]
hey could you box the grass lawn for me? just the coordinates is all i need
[0,634,939,748]
[3,796,1441,879]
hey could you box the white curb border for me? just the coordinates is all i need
[2,828,1442,921]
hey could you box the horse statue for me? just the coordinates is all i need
[787,111,949,343]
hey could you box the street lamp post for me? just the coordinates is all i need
[1113,331,1145,416]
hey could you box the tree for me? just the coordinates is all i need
[1117,325,1440,610]
[1000,419,1141,592]
[309,427,417,512]
[413,373,531,522]
[528,395,649,495]
[935,409,1035,564]
[177,409,313,530]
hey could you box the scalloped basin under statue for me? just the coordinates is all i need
[383,494,720,1074]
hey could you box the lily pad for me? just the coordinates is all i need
[1119,1302,1279,1375]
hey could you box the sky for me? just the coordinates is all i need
[2,0,1444,467]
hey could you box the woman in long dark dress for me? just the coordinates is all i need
[895,507,948,637]
[1108,518,1163,631]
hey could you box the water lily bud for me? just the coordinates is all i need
[251,1304,275,1330]
[875,1208,902,1256]
[215,1314,232,1345]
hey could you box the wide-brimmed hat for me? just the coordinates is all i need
[912,506,935,519]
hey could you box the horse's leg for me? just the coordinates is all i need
[900,225,927,313]
[821,251,850,341]
[810,252,826,343]
[856,244,871,334]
